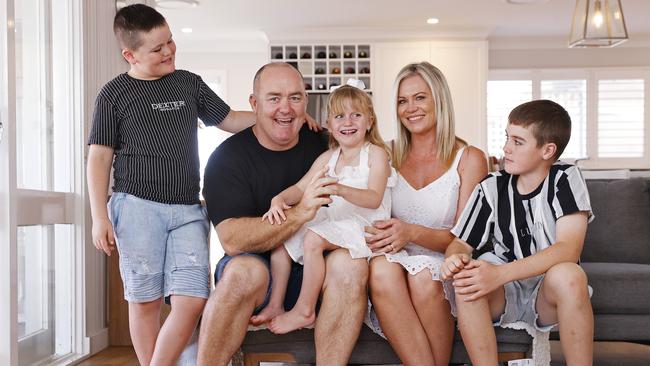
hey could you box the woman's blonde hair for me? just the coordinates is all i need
[391,62,463,170]
[327,85,391,156]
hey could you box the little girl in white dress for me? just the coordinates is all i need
[252,80,396,334]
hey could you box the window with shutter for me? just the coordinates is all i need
[487,69,649,169]
[597,79,644,158]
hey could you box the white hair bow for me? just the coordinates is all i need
[330,78,366,91]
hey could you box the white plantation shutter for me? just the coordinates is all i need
[541,80,587,159]
[488,69,649,168]
[597,79,645,158]
[487,80,532,157]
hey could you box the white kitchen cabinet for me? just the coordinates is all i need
[270,44,372,93]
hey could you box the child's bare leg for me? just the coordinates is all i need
[129,298,163,366]
[150,295,205,365]
[454,280,506,366]
[250,246,292,325]
[536,263,593,366]
[269,230,337,334]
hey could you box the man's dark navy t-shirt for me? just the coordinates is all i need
[202,124,328,230]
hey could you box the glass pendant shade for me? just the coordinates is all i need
[569,0,628,48]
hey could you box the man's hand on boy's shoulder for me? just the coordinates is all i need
[451,259,508,301]
[305,113,322,132]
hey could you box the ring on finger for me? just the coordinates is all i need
[389,244,394,251]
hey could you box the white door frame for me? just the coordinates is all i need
[0,0,19,363]
[1,0,91,364]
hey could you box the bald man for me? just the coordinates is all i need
[198,62,369,366]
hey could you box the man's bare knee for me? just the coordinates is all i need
[324,250,368,292]
[217,257,269,301]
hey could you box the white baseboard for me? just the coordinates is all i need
[88,328,109,355]
[50,329,109,366]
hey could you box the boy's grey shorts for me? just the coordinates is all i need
[478,252,556,332]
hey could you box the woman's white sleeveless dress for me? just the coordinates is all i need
[284,143,397,264]
[365,147,466,337]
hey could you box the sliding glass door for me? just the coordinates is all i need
[1,0,83,364]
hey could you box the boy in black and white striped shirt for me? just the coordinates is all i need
[442,100,594,365]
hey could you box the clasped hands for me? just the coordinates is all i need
[364,218,411,254]
[442,254,506,301]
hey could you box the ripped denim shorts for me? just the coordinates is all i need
[108,192,210,302]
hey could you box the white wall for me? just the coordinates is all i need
[177,38,488,151]
[175,50,267,110]
[489,37,650,69]
[82,0,125,355]
[373,40,487,149]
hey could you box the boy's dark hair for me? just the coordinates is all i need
[508,99,571,160]
[113,4,167,50]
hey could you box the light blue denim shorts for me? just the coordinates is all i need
[108,192,210,303]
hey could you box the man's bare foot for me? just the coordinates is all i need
[250,305,285,326]
[268,308,315,334]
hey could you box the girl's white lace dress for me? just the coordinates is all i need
[284,143,396,264]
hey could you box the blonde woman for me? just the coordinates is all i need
[365,62,488,366]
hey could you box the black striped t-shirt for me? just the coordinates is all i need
[451,162,594,262]
[88,70,231,205]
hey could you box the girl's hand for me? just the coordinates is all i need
[329,182,344,197]
[294,167,337,222]
[262,197,292,225]
[365,218,412,254]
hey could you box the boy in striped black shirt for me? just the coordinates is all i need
[442,100,594,365]
[84,4,316,365]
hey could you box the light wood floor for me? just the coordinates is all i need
[77,341,650,366]
[76,347,138,366]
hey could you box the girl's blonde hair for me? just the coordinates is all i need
[391,62,464,170]
[327,85,391,157]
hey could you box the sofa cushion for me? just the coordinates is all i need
[241,325,531,364]
[583,262,650,314]
[591,314,650,341]
[583,178,650,264]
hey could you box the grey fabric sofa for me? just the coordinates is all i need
[236,177,650,366]
[238,327,531,365]
[578,178,650,342]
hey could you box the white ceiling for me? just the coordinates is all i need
[160,0,650,46]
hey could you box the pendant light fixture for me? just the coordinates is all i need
[569,0,628,48]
